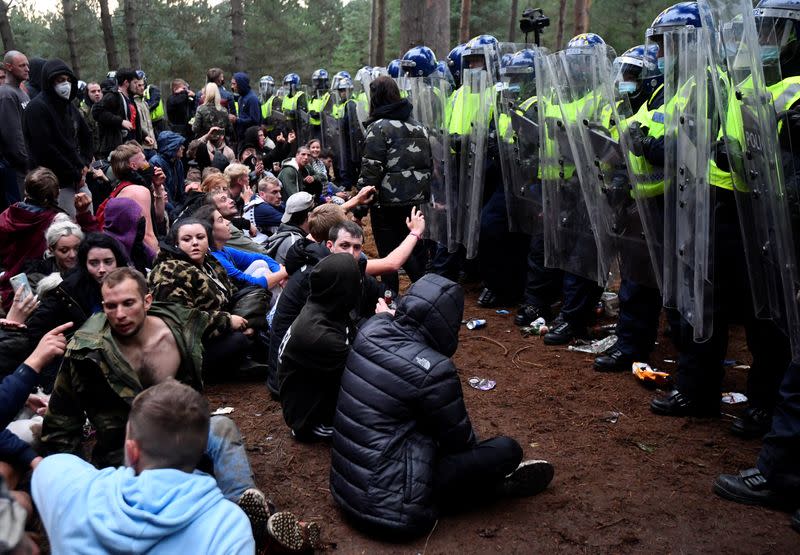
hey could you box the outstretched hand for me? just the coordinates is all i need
[24,321,74,373]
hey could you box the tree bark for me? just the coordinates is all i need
[508,0,518,42]
[0,1,15,52]
[556,0,567,49]
[62,0,81,77]
[573,0,592,36]
[369,0,386,67]
[459,0,471,44]
[123,0,141,69]
[98,0,118,70]
[230,0,245,69]
[397,0,449,61]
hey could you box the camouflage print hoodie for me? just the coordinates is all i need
[41,302,208,468]
[358,98,433,206]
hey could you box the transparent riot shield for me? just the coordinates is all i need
[406,76,454,248]
[661,26,716,341]
[455,68,493,259]
[534,52,603,283]
[700,0,800,359]
[322,112,345,175]
[495,43,546,235]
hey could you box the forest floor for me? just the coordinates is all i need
[207,281,800,554]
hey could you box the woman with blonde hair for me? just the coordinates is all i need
[192,82,232,139]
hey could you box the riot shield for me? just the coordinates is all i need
[661,26,716,341]
[406,75,454,248]
[322,112,346,176]
[266,109,288,132]
[534,52,604,283]
[700,0,800,358]
[296,108,312,145]
[455,67,494,259]
[346,104,366,167]
[495,43,546,235]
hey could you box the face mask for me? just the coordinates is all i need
[761,46,780,64]
[657,58,666,73]
[54,81,72,100]
[618,81,638,95]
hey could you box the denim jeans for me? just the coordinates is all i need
[206,415,256,502]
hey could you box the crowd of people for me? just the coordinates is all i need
[1,0,800,551]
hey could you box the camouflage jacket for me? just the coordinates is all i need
[358,99,433,207]
[148,245,236,338]
[41,302,208,468]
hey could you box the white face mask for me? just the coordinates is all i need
[54,81,72,100]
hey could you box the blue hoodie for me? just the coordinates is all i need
[233,72,260,138]
[149,130,186,205]
[32,454,254,554]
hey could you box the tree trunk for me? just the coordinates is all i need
[98,0,118,70]
[508,0,518,42]
[123,0,141,69]
[0,1,15,52]
[230,0,245,69]
[630,0,641,47]
[459,0,471,44]
[573,0,592,36]
[398,0,449,60]
[369,0,386,67]
[62,0,81,77]
[556,0,567,49]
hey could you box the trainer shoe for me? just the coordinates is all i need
[238,488,273,551]
[543,321,581,346]
[501,459,554,497]
[514,304,552,327]
[266,511,305,551]
[291,424,334,443]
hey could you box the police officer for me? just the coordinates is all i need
[594,44,665,372]
[308,69,332,141]
[711,0,800,529]
[649,2,791,440]
[140,71,166,134]
[330,74,361,188]
[280,72,308,132]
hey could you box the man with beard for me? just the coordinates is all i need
[91,68,142,158]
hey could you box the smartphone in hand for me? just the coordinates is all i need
[9,273,32,301]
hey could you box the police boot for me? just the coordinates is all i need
[713,468,796,511]
[477,287,500,308]
[649,390,720,417]
[730,407,772,439]
[543,321,583,346]
[593,347,637,373]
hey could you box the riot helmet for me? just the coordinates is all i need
[401,46,438,77]
[613,44,660,103]
[447,44,466,88]
[499,48,538,100]
[461,34,499,76]
[387,59,403,78]
[646,2,702,73]
[754,0,800,75]
[283,72,301,95]
[135,70,147,84]
[259,75,275,98]
[312,68,329,91]
[371,67,389,79]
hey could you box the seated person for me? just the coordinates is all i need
[266,212,422,396]
[102,197,156,273]
[223,162,252,215]
[23,217,84,291]
[0,233,128,386]
[0,473,37,555]
[330,274,554,539]
[35,380,314,553]
[170,171,229,222]
[41,268,312,551]
[208,188,266,254]
[263,191,312,264]
[194,204,287,303]
[0,167,96,311]
[277,254,361,442]
[244,175,286,238]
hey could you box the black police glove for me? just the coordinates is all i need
[309,110,320,119]
[627,122,650,157]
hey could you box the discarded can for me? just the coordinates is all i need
[531,317,546,327]
[601,291,619,317]
[466,319,486,330]
[496,309,510,315]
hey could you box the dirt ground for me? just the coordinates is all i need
[206,280,799,555]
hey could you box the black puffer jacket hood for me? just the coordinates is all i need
[283,238,329,275]
[394,274,464,357]
[41,58,78,103]
[26,57,47,99]
[366,98,413,125]
[308,253,362,316]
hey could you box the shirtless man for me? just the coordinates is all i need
[41,268,303,550]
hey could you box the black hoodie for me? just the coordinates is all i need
[23,59,92,188]
[277,253,362,433]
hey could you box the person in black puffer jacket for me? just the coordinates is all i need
[359,76,432,293]
[330,274,555,539]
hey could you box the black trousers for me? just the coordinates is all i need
[203,330,253,379]
[758,361,800,492]
[677,190,790,410]
[370,204,427,293]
